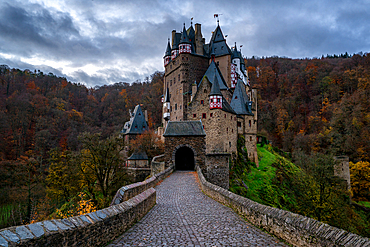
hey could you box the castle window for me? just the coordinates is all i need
[201,100,204,105]
[174,77,176,83]
[229,142,231,147]
[210,113,213,117]
[221,46,224,50]
[202,113,206,119]
[227,127,228,132]
[182,57,184,60]
[232,129,233,133]
[170,65,172,69]
[235,96,238,99]
[217,98,220,102]
[170,106,172,112]
[170,80,172,86]
[180,105,182,110]
[135,125,137,129]
[250,136,252,141]
[193,114,197,118]
[237,122,241,127]
[175,104,177,110]
[224,114,226,118]
[178,74,180,81]
[204,89,207,93]
[249,120,251,127]
[231,116,232,120]
[217,61,219,66]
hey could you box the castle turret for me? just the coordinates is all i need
[164,39,171,66]
[209,72,222,109]
[179,24,192,54]
[163,87,170,121]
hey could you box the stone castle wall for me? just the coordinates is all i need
[204,153,230,189]
[196,166,370,247]
[187,77,238,154]
[164,53,208,122]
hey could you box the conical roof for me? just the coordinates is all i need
[165,87,170,102]
[180,24,190,44]
[203,60,228,90]
[187,24,195,43]
[209,70,222,96]
[165,39,171,56]
[230,79,253,115]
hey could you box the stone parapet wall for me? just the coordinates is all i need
[0,188,156,247]
[111,165,174,205]
[0,164,174,247]
[125,167,151,183]
[196,166,370,247]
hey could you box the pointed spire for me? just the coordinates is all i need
[180,23,190,44]
[165,87,170,102]
[210,69,222,96]
[165,38,171,56]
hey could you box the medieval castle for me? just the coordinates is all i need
[123,21,259,189]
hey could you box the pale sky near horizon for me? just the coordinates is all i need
[0,0,369,87]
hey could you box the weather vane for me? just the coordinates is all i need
[214,14,222,24]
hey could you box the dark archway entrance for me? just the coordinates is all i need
[175,146,195,170]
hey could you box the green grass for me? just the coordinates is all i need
[357,201,370,208]
[241,145,277,202]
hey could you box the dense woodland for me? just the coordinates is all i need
[247,53,370,162]
[0,66,164,227]
[0,52,369,234]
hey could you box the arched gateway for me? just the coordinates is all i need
[175,146,194,170]
[163,121,206,171]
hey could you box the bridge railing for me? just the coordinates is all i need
[0,164,174,247]
[196,166,370,247]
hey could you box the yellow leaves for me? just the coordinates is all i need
[68,109,83,120]
[350,161,370,202]
[56,102,65,111]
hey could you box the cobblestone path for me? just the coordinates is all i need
[108,171,287,247]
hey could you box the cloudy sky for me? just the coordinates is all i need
[1,0,369,87]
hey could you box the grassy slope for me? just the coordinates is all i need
[230,144,370,238]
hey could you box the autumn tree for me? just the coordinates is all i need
[350,161,370,202]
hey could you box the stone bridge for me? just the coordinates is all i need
[1,166,369,246]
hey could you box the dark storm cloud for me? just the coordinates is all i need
[69,69,142,88]
[1,0,370,86]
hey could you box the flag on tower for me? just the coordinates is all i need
[214,14,218,18]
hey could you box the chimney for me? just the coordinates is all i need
[171,30,176,46]
[144,110,148,123]
[195,23,202,39]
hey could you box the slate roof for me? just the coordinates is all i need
[122,105,149,135]
[203,60,229,90]
[163,121,206,137]
[230,79,253,115]
[165,39,171,57]
[128,150,148,160]
[187,25,195,43]
[180,24,191,44]
[209,70,222,96]
[164,87,170,102]
[172,33,181,50]
[209,25,231,57]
